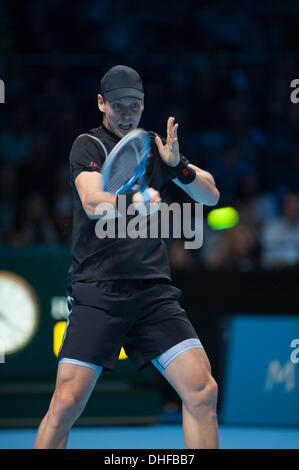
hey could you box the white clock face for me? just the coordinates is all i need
[0,271,39,355]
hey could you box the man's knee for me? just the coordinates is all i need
[49,387,86,428]
[185,376,218,415]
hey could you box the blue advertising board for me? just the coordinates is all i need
[221,315,299,425]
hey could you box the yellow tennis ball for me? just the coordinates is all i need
[207,207,239,230]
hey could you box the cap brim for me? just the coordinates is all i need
[104,88,144,102]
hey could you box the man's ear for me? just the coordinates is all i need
[98,94,106,112]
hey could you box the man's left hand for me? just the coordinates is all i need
[155,116,180,167]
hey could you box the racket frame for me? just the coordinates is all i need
[101,128,151,200]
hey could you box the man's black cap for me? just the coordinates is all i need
[100,65,144,102]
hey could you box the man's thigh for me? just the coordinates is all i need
[159,347,213,400]
[54,362,101,404]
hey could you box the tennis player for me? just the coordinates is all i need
[34,65,220,449]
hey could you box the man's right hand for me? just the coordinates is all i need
[130,188,161,216]
[132,187,161,205]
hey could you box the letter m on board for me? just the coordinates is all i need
[0,79,5,103]
[264,360,295,392]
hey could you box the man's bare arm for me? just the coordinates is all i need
[75,171,161,219]
[172,163,220,206]
[75,171,117,219]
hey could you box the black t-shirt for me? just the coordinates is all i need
[67,123,188,288]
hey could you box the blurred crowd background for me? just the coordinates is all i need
[0,0,299,273]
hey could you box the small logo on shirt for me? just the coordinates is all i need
[88,161,99,168]
[148,150,154,158]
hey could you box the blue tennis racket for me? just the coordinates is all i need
[101,128,152,202]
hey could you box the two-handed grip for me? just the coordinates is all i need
[140,188,152,203]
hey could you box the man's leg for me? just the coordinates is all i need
[154,346,219,449]
[34,362,101,449]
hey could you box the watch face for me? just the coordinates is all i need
[0,271,39,355]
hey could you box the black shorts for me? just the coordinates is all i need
[58,279,200,372]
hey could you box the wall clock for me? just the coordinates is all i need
[0,271,39,356]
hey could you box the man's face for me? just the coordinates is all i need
[98,95,144,139]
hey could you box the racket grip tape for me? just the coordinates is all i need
[169,156,196,184]
[140,188,152,203]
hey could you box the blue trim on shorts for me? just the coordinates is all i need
[59,357,103,376]
[151,338,203,374]
[59,338,202,376]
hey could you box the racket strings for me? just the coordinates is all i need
[103,133,151,194]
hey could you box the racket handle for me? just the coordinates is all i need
[140,188,152,203]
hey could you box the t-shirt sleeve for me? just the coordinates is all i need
[150,132,190,180]
[69,134,106,187]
